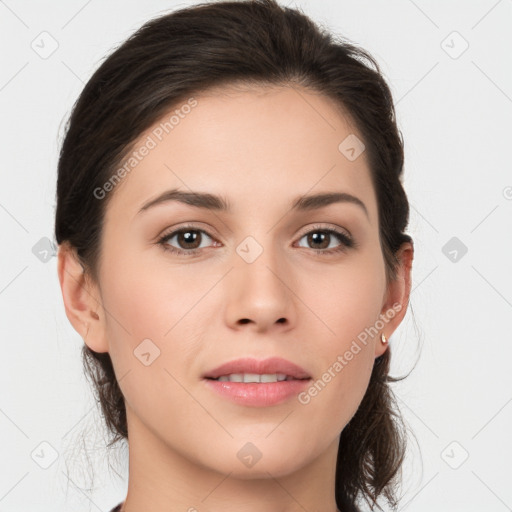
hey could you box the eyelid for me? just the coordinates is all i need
[158,221,351,241]
[296,222,352,239]
[157,221,220,242]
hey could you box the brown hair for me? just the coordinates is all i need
[54,1,414,510]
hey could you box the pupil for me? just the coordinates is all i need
[310,232,328,249]
[180,230,200,248]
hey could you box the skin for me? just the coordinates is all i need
[58,84,413,512]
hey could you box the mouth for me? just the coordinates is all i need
[205,373,310,383]
[202,356,311,381]
[201,357,312,407]
[203,374,311,407]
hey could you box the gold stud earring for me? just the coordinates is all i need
[381,333,388,344]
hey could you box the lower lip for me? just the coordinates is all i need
[203,378,311,407]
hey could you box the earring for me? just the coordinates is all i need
[381,333,388,344]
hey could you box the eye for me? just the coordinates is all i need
[295,225,355,255]
[157,223,356,257]
[157,225,218,256]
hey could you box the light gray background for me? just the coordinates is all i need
[1,0,511,511]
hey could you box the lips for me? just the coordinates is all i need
[202,357,311,381]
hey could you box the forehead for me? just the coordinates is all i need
[104,84,377,222]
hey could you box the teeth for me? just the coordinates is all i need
[215,373,289,383]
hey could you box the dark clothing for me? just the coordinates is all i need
[110,501,359,511]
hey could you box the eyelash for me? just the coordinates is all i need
[156,223,357,257]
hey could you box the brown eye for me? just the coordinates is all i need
[306,231,330,250]
[158,227,216,255]
[157,224,355,257]
[174,229,202,249]
[296,227,355,254]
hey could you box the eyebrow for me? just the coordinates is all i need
[137,188,369,219]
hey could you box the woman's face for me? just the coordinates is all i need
[71,85,409,478]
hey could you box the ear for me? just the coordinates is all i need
[375,241,414,358]
[57,242,109,353]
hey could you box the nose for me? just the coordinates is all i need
[224,240,297,333]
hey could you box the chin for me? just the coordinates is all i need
[198,439,314,480]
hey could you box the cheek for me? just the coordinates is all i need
[100,249,205,349]
[97,249,210,398]
[297,322,375,440]
[98,265,202,429]
[294,255,384,419]
[300,254,386,346]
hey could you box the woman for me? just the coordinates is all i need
[55,0,414,510]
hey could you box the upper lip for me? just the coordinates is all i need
[203,357,311,380]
